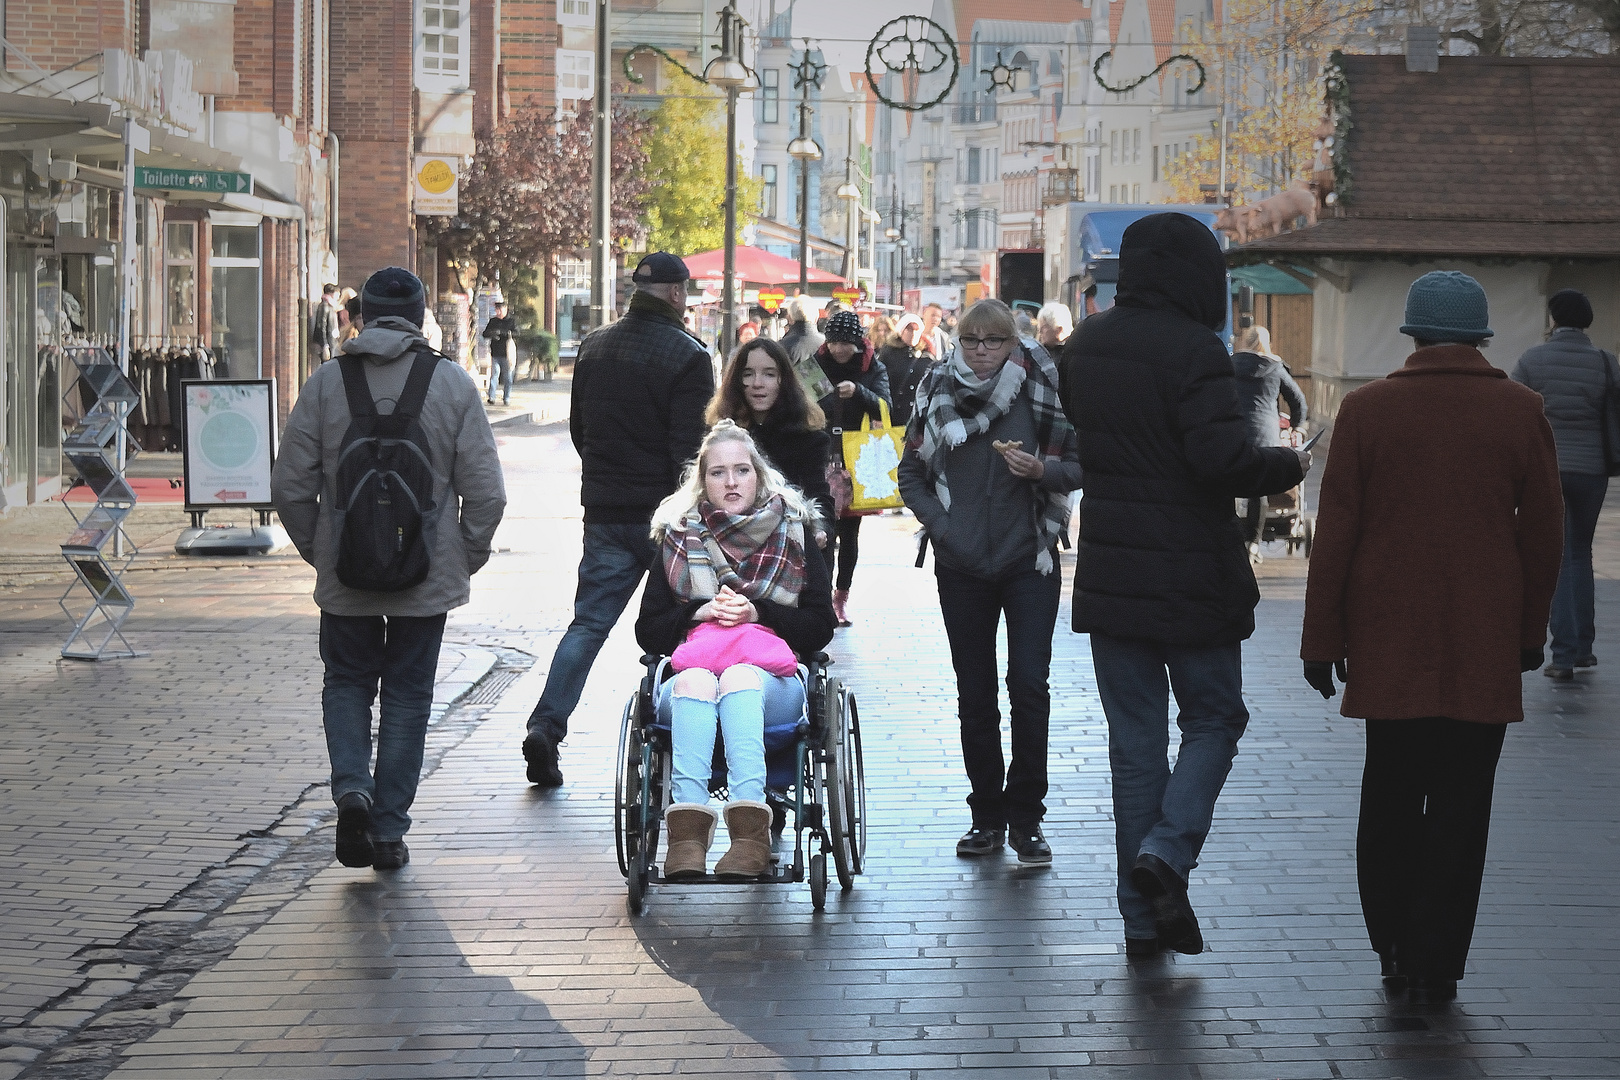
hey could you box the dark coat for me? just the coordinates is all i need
[1510,328,1620,476]
[635,530,838,659]
[1060,213,1305,645]
[1232,352,1308,447]
[877,343,935,429]
[781,319,825,369]
[1301,346,1563,724]
[750,420,833,535]
[570,292,715,523]
[815,340,892,438]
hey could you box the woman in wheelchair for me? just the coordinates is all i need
[635,421,837,880]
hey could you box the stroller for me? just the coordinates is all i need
[1242,418,1313,562]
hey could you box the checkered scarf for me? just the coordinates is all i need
[662,494,806,606]
[909,337,1074,574]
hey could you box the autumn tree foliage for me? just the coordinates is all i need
[641,87,763,255]
[424,101,651,287]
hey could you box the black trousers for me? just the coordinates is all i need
[829,516,862,590]
[935,561,1061,831]
[1358,717,1507,981]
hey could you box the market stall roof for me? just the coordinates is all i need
[681,245,846,286]
[1229,263,1313,295]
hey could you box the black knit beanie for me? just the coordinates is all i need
[1548,289,1593,330]
[824,309,865,345]
[360,267,426,328]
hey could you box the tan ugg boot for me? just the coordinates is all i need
[662,803,718,880]
[714,800,774,880]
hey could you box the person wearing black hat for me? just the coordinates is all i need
[1512,288,1620,678]
[519,251,715,787]
[273,267,507,872]
[814,308,891,625]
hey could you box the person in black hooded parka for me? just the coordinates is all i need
[1059,213,1309,959]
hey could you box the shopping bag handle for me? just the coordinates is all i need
[858,397,894,433]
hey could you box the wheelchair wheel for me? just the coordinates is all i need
[617,693,659,915]
[824,684,866,889]
[614,695,637,877]
[809,852,828,912]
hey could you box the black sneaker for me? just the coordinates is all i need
[1125,937,1163,959]
[335,792,374,868]
[955,826,1004,857]
[372,839,410,871]
[1007,824,1052,865]
[1544,666,1574,681]
[1130,852,1204,955]
[523,733,563,787]
[1576,655,1597,668]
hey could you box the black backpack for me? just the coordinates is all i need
[333,347,441,592]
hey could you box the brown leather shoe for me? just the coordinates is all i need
[714,800,774,879]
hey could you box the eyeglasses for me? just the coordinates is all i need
[959,336,1009,351]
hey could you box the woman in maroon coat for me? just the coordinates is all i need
[1301,272,1564,1004]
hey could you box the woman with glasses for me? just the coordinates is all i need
[899,299,1083,866]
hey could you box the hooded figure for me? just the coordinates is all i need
[1058,213,1308,959]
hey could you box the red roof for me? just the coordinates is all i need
[680,246,846,285]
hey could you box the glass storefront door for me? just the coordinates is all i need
[210,225,260,378]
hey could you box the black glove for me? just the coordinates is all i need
[1520,647,1544,673]
[1304,658,1348,699]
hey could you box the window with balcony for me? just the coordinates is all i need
[761,69,779,124]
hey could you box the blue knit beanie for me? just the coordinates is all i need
[1399,271,1492,343]
[360,267,426,328]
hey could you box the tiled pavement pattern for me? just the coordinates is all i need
[4,421,1619,1079]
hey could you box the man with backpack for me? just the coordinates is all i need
[273,267,506,871]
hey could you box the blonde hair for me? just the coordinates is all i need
[1238,325,1278,357]
[956,298,1020,342]
[650,421,818,541]
[1036,301,1073,337]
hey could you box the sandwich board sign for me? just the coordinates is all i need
[181,380,278,510]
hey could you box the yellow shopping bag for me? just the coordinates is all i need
[840,399,906,513]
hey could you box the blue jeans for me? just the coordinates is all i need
[1550,473,1608,668]
[488,353,513,403]
[320,612,447,841]
[657,665,805,804]
[1089,633,1249,940]
[527,522,656,744]
[936,562,1062,831]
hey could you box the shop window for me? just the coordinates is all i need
[165,222,197,336]
[210,225,260,378]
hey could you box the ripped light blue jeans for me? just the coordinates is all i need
[657,663,804,804]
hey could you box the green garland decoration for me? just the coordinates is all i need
[1324,50,1353,205]
[864,16,960,112]
[622,44,709,86]
[1093,52,1206,95]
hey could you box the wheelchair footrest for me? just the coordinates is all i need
[647,863,801,886]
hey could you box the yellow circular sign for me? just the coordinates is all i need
[418,158,456,194]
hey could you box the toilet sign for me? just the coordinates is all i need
[756,288,786,312]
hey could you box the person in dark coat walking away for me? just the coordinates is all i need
[816,309,892,626]
[1302,270,1563,1004]
[521,252,715,787]
[1511,288,1619,679]
[1232,325,1308,545]
[636,423,836,879]
[272,267,507,871]
[900,299,1082,865]
[482,301,517,405]
[706,335,832,549]
[878,313,935,429]
[1060,213,1309,958]
[310,283,342,364]
[780,295,825,369]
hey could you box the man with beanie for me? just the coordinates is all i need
[1511,288,1619,678]
[520,252,714,787]
[273,267,507,871]
[1060,213,1309,958]
[814,307,891,625]
[1302,270,1562,1003]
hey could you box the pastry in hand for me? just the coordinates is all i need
[992,439,1024,454]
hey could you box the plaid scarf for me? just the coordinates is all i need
[663,494,806,606]
[909,337,1074,574]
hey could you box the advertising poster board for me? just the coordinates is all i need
[181,380,277,511]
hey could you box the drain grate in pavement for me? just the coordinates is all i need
[460,666,523,706]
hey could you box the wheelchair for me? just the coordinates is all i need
[615,651,866,914]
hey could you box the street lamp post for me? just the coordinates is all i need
[835,114,862,286]
[787,41,825,297]
[705,5,750,358]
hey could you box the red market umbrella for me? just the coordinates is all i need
[681,245,846,286]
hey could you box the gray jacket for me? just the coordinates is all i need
[899,390,1083,580]
[1511,328,1620,476]
[272,318,507,616]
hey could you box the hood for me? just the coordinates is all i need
[1231,351,1279,379]
[343,317,426,363]
[1115,213,1229,330]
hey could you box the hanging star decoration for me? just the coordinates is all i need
[981,51,1022,95]
[791,39,827,91]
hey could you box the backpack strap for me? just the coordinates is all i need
[337,355,377,420]
[394,344,441,421]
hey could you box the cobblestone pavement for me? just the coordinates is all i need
[2,422,1618,1079]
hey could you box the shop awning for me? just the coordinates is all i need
[1229,262,1314,296]
[0,92,115,149]
[681,245,846,285]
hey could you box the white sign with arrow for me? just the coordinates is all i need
[181,380,278,510]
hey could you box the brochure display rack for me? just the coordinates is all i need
[59,346,141,660]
